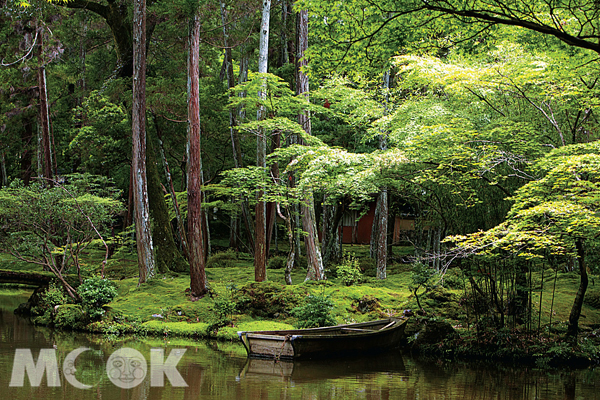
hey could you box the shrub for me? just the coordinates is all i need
[291,294,336,328]
[206,249,238,268]
[234,281,304,318]
[34,284,67,311]
[30,284,68,325]
[268,255,287,269]
[77,276,117,319]
[55,304,86,330]
[336,255,363,286]
[208,295,237,333]
[442,268,465,290]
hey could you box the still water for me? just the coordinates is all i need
[0,288,598,400]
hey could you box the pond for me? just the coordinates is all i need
[0,289,598,399]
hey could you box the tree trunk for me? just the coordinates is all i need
[280,0,290,66]
[63,0,134,78]
[132,0,155,285]
[37,26,52,184]
[297,8,325,281]
[370,71,391,279]
[302,194,325,280]
[254,0,271,282]
[187,10,208,299]
[374,190,388,279]
[567,239,588,338]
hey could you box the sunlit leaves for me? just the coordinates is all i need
[448,149,600,260]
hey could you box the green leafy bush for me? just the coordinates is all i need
[336,255,363,286]
[208,295,237,332]
[30,284,68,325]
[40,284,67,309]
[291,294,336,328]
[54,304,86,330]
[77,277,117,319]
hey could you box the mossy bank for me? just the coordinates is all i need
[5,248,600,368]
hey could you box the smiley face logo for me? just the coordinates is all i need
[106,348,147,389]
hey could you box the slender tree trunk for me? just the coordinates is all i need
[254,0,271,282]
[37,26,52,184]
[297,8,325,280]
[375,190,388,279]
[132,0,155,284]
[280,0,290,66]
[370,70,391,279]
[567,239,588,338]
[187,10,208,298]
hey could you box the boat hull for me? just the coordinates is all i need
[238,318,408,359]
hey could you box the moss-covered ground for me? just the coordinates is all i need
[2,244,600,366]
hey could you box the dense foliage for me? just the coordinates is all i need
[1,0,600,340]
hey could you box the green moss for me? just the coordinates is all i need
[142,321,210,337]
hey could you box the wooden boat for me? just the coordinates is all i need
[237,318,408,360]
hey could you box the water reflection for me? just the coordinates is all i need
[0,290,598,399]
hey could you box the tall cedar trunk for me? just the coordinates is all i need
[567,239,588,337]
[254,0,271,282]
[146,134,188,273]
[297,8,325,280]
[375,189,388,279]
[37,26,52,184]
[132,0,155,284]
[187,11,208,298]
[370,71,391,279]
